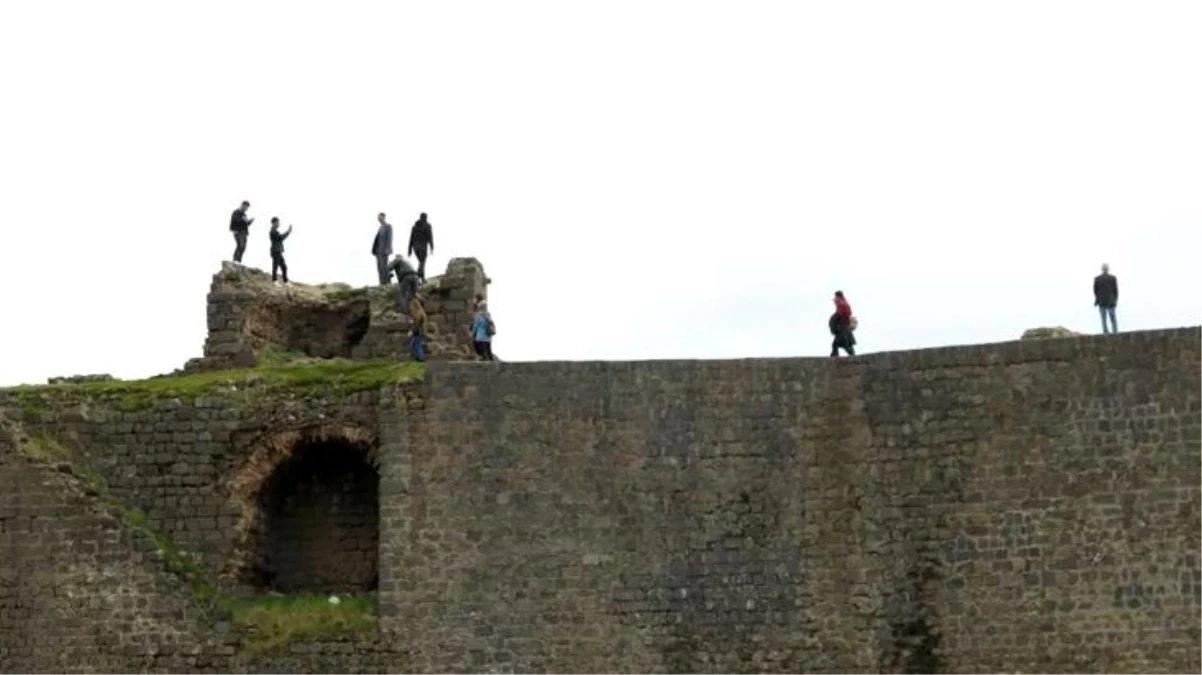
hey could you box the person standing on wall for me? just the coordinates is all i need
[268,217,293,285]
[409,293,429,362]
[829,290,857,357]
[1093,263,1119,334]
[408,212,434,282]
[387,254,421,317]
[229,200,254,263]
[472,300,496,361]
[371,212,394,285]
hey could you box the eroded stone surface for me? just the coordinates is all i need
[194,257,489,371]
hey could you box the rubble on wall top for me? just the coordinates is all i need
[1020,326,1084,340]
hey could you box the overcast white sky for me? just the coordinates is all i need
[1,1,1199,386]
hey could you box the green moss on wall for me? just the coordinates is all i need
[227,594,377,659]
[1,360,424,412]
[12,429,376,659]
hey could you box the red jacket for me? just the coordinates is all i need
[834,297,852,321]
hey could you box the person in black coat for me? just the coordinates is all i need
[229,200,253,263]
[408,213,434,282]
[269,217,293,284]
[1093,263,1119,334]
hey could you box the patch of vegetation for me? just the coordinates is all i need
[1,360,424,412]
[227,594,377,658]
[14,430,376,659]
[254,346,312,367]
[17,434,73,463]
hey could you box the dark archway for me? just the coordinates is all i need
[242,437,379,593]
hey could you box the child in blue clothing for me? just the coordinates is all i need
[471,301,495,361]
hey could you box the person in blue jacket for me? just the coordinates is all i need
[471,301,495,361]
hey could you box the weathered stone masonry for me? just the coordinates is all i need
[191,257,489,371]
[1,326,1199,673]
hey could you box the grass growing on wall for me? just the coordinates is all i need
[1,359,424,412]
[12,430,378,659]
[227,594,377,658]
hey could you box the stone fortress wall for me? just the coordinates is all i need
[0,258,1198,673]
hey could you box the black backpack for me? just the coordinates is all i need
[828,312,840,335]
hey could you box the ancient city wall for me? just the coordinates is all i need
[386,327,1201,672]
[0,326,1199,673]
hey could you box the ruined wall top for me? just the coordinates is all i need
[189,257,490,371]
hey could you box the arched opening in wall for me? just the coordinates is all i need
[242,436,379,593]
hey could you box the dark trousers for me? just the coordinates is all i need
[474,340,494,361]
[410,331,427,362]
[271,252,288,282]
[375,252,392,285]
[232,231,248,263]
[398,273,419,316]
[831,328,856,357]
[414,248,428,281]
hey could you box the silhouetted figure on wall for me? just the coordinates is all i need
[408,213,434,282]
[372,213,394,285]
[268,217,293,284]
[387,254,421,317]
[1093,263,1119,334]
[829,290,856,357]
[229,200,253,263]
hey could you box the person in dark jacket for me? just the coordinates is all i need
[408,213,434,282]
[229,200,254,263]
[268,217,293,284]
[1093,263,1119,334]
[829,290,856,357]
[387,254,421,317]
[371,213,394,285]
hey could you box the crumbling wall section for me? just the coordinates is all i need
[192,257,489,371]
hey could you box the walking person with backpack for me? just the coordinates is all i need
[472,300,496,361]
[229,200,254,263]
[408,213,434,282]
[268,217,293,285]
[829,290,857,357]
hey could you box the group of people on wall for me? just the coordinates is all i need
[825,263,1121,359]
[228,200,1123,364]
[226,200,496,363]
